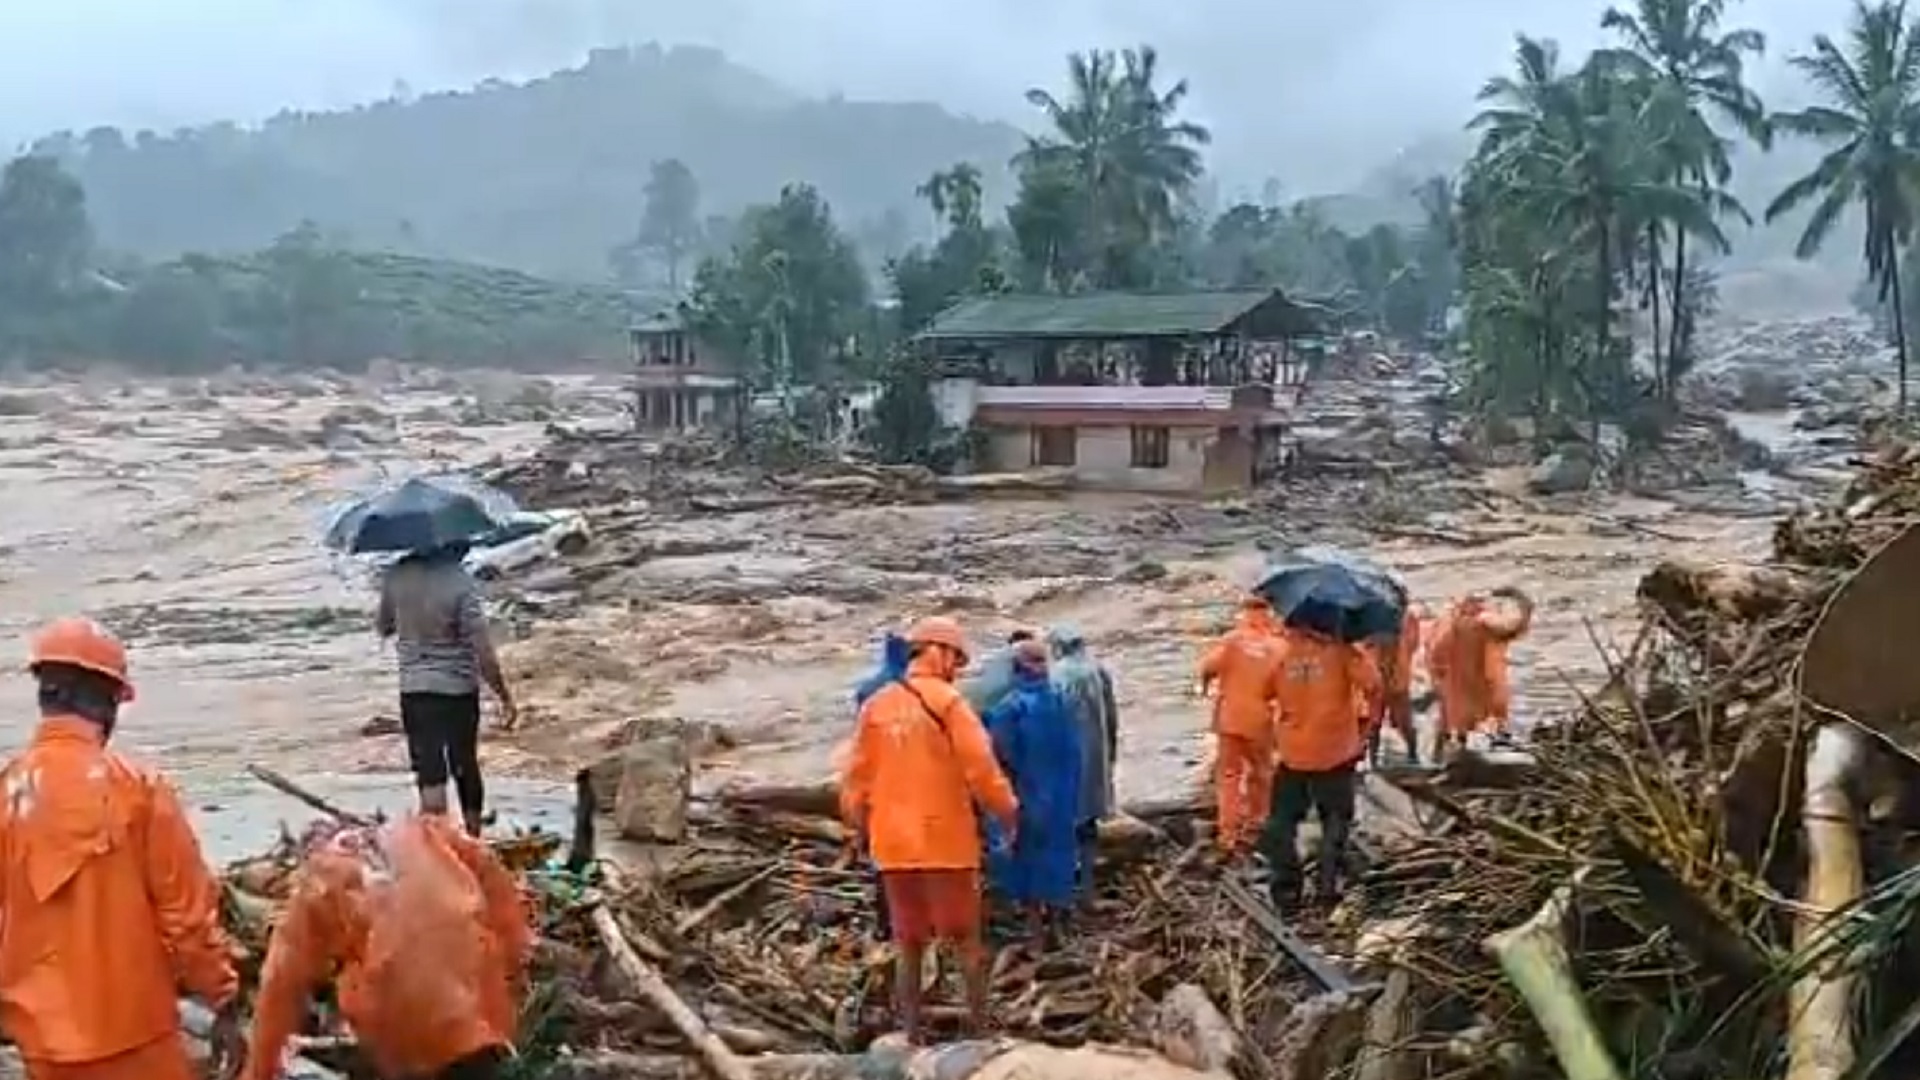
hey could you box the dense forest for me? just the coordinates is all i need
[24,44,1024,281]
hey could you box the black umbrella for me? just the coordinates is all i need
[1254,548,1406,643]
[325,476,510,556]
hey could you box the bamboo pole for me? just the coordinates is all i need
[1484,884,1625,1080]
[1787,724,1865,1080]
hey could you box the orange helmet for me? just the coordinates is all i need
[29,617,134,702]
[905,616,970,662]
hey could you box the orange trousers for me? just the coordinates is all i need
[25,1034,197,1080]
[1215,732,1275,853]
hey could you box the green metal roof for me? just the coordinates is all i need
[917,289,1307,341]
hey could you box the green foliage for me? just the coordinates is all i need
[611,159,703,291]
[686,184,872,391]
[0,157,633,371]
[36,45,1025,280]
[866,351,966,470]
[1011,46,1210,291]
[1768,0,1920,411]
[1455,0,1765,432]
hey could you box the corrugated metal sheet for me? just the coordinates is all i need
[919,290,1280,340]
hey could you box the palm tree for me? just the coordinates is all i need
[1768,0,1920,413]
[915,164,984,233]
[1018,45,1211,288]
[1465,39,1730,432]
[1601,0,1768,399]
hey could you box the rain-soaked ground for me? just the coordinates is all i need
[0,372,1797,860]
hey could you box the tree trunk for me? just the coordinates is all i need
[1644,227,1663,399]
[1892,242,1910,416]
[1667,231,1688,401]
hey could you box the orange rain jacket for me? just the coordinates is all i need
[0,716,238,1068]
[244,816,533,1080]
[1197,604,1286,741]
[1428,598,1525,735]
[1272,632,1382,772]
[1360,607,1424,725]
[840,655,1018,871]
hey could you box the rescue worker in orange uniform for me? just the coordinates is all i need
[1196,597,1286,856]
[243,813,533,1080]
[0,618,243,1080]
[1259,624,1381,911]
[1427,589,1533,757]
[1363,603,1424,765]
[839,616,1018,1044]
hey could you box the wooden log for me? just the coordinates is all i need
[717,780,839,819]
[590,905,754,1080]
[1354,968,1412,1080]
[1153,983,1242,1073]
[1484,882,1625,1080]
[1787,725,1865,1080]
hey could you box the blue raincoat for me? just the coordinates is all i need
[982,667,1084,906]
[1047,625,1118,827]
[854,633,910,707]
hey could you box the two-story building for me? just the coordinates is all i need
[627,310,746,433]
[915,288,1323,493]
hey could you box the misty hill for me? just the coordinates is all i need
[30,44,1025,280]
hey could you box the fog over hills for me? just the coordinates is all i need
[0,0,1868,295]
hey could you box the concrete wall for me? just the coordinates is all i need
[980,422,1255,493]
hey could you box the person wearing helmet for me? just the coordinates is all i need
[839,616,1017,1043]
[0,618,242,1080]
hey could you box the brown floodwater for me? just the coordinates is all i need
[0,377,1781,858]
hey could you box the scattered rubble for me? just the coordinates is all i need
[1341,435,1920,1078]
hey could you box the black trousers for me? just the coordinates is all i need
[400,691,485,817]
[1260,763,1358,905]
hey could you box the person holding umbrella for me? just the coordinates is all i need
[1252,553,1393,912]
[333,476,519,836]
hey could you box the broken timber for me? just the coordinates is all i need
[1221,878,1373,996]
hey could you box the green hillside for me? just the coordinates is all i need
[29,44,1026,281]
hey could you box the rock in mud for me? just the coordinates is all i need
[613,718,692,842]
[1526,449,1594,495]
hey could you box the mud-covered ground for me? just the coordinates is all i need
[0,363,1810,856]
[486,466,1776,803]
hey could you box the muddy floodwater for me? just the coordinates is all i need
[0,375,1786,859]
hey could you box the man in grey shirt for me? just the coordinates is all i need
[377,542,516,835]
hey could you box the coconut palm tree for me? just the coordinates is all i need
[1464,38,1731,431]
[1600,0,1768,399]
[915,163,984,233]
[1018,45,1211,288]
[1768,0,1920,413]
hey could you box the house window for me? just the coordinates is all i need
[1033,426,1077,467]
[1131,425,1171,469]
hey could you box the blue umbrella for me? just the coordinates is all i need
[325,476,510,556]
[1255,550,1405,643]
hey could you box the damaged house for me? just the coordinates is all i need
[915,288,1324,493]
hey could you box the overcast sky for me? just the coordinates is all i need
[0,0,1859,191]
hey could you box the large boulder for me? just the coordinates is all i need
[1526,449,1595,495]
[611,718,692,842]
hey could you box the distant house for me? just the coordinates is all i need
[627,310,746,433]
[913,288,1324,494]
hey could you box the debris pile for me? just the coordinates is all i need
[1345,438,1920,1079]
[213,775,1373,1080]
